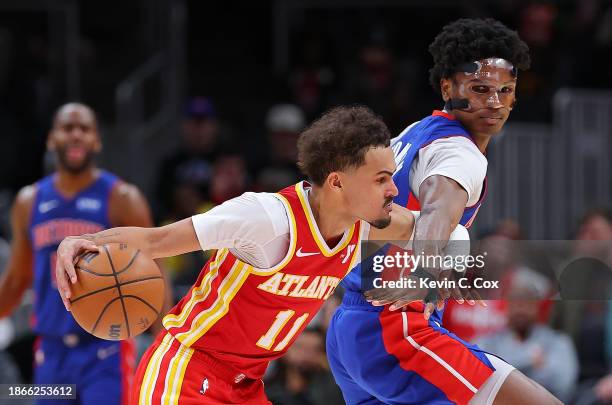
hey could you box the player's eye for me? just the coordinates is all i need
[471,85,490,94]
[500,86,514,94]
[376,177,386,184]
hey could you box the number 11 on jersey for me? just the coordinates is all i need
[256,310,309,351]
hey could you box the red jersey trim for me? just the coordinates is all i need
[432,110,456,120]
[295,182,355,257]
[174,260,252,347]
[163,249,232,330]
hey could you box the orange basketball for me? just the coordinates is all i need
[69,242,165,340]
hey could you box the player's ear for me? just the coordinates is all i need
[326,172,343,190]
[93,131,102,154]
[440,78,453,101]
[46,131,56,152]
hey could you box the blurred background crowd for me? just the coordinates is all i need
[2,0,612,404]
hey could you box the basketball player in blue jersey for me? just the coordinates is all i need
[0,103,168,405]
[327,19,562,404]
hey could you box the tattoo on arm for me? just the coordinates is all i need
[81,230,121,245]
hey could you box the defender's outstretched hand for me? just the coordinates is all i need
[364,266,487,319]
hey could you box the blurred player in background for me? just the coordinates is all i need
[0,103,169,405]
[55,106,418,404]
[327,18,562,404]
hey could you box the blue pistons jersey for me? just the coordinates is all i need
[28,170,117,337]
[341,110,487,293]
[328,111,496,405]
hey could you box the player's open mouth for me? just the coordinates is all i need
[66,145,86,161]
[384,202,393,213]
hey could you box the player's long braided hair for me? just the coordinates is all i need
[428,18,531,94]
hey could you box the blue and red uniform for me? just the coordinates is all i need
[29,171,134,405]
[327,111,494,405]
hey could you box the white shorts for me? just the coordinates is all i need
[469,354,515,405]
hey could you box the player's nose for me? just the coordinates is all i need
[388,180,399,198]
[486,91,503,108]
[67,127,85,139]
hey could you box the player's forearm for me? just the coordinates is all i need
[414,175,467,257]
[67,218,200,265]
[412,205,454,256]
[79,226,156,256]
[0,272,29,318]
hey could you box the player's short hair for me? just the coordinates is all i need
[52,102,98,128]
[428,18,531,94]
[297,106,390,186]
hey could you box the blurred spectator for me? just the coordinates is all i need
[254,104,305,192]
[156,97,222,219]
[288,33,337,119]
[0,236,14,349]
[476,269,578,402]
[575,209,612,242]
[552,209,612,381]
[265,327,344,405]
[209,153,250,205]
[0,351,22,399]
[340,31,415,133]
[495,218,524,240]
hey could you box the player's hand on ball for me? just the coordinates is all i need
[56,236,100,311]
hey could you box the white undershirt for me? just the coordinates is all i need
[191,137,487,268]
[192,192,291,269]
[409,136,487,206]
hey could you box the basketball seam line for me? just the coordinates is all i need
[105,245,132,338]
[69,276,164,304]
[76,250,140,277]
[88,295,161,335]
[91,296,123,334]
[121,295,160,315]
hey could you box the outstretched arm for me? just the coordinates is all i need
[56,191,288,311]
[364,175,478,316]
[412,174,467,254]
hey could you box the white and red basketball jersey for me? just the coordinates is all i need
[163,182,363,378]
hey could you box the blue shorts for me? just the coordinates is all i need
[34,335,135,405]
[326,291,495,405]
